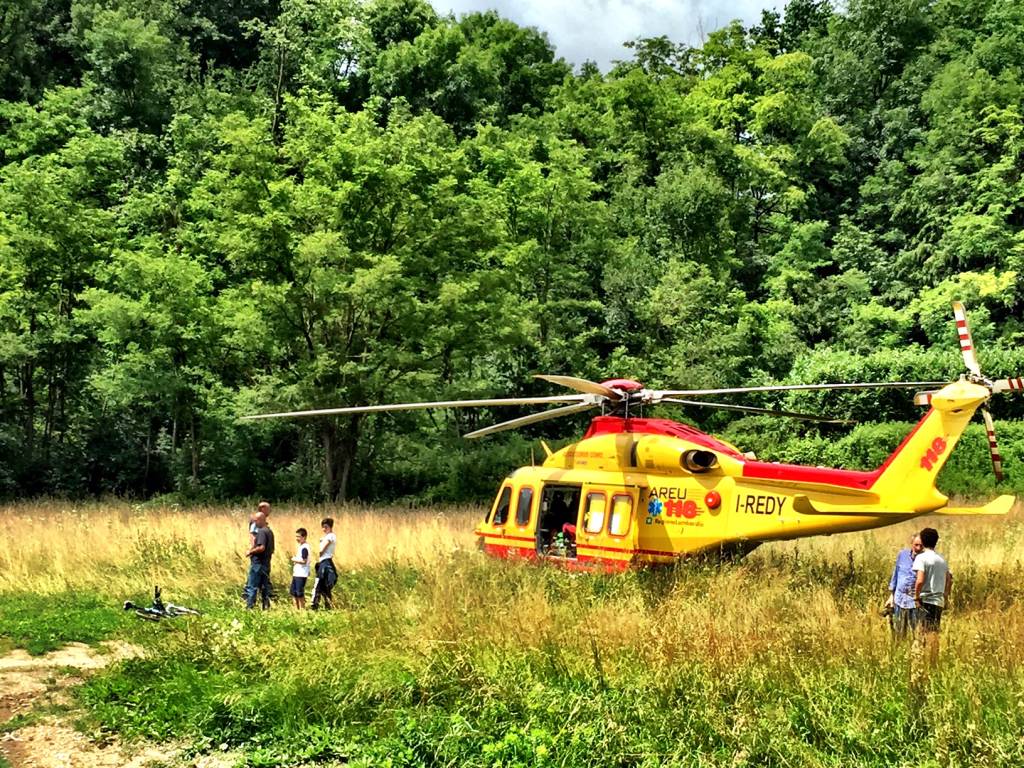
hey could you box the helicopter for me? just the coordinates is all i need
[245,302,1017,569]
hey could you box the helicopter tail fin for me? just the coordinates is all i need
[870,379,990,512]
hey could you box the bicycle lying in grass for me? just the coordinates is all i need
[123,586,201,621]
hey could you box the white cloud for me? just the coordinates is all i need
[431,0,782,69]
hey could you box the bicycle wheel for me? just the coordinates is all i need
[166,604,201,616]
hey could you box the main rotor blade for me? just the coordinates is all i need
[981,407,1004,482]
[913,391,937,407]
[992,377,1024,394]
[660,398,854,424]
[651,381,946,398]
[533,374,621,399]
[952,301,982,376]
[463,402,598,439]
[242,394,591,420]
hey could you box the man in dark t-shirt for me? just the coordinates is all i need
[244,511,275,609]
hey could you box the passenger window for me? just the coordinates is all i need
[492,486,512,525]
[609,495,632,536]
[584,493,606,534]
[516,487,533,527]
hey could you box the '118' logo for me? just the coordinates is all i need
[920,437,947,471]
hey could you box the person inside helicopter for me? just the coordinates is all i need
[537,486,581,557]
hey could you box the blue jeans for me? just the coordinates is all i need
[892,604,918,637]
[311,559,336,610]
[244,562,271,609]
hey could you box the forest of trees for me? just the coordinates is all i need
[2,0,1024,502]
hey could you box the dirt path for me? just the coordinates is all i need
[0,642,190,768]
[0,642,297,768]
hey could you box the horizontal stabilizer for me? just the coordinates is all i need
[791,494,891,516]
[933,495,1015,516]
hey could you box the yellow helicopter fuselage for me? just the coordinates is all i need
[474,378,1013,568]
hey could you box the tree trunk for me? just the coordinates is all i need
[144,422,152,490]
[56,361,66,444]
[190,411,200,486]
[337,445,353,503]
[322,416,361,502]
[43,352,55,461]
[271,46,287,142]
[336,415,361,503]
[322,421,339,501]
[23,314,36,456]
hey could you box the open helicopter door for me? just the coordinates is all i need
[574,483,639,570]
[537,484,583,560]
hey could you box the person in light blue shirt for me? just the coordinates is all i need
[886,533,923,637]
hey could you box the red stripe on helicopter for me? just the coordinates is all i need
[482,542,661,571]
[574,554,632,571]
[482,534,678,559]
[743,409,933,489]
[742,462,878,489]
[578,542,677,557]
[484,533,535,544]
[862,407,933,475]
[584,416,743,456]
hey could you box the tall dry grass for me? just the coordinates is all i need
[5,500,1023,764]
[0,500,478,598]
[2,498,1022,673]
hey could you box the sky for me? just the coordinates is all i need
[430,0,783,70]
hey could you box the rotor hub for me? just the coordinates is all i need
[600,378,643,392]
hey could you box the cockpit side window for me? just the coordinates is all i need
[492,486,512,525]
[515,486,534,527]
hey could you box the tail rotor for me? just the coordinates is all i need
[953,301,983,377]
[916,302,1016,481]
[981,408,1005,482]
[954,301,1006,480]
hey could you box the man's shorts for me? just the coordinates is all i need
[919,601,943,631]
[289,576,307,598]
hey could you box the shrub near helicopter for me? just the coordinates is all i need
[246,303,1017,570]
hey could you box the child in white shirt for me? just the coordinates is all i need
[290,528,311,609]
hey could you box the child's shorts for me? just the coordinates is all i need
[289,576,308,598]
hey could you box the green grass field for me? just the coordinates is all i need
[1,502,1023,767]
